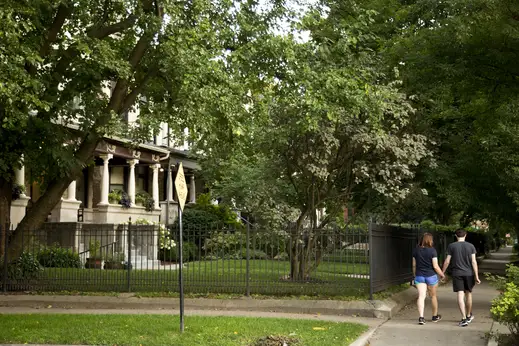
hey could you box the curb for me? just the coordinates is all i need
[487,321,498,346]
[350,325,380,346]
[0,288,417,320]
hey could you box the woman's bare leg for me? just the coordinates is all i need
[417,283,427,318]
[428,284,438,316]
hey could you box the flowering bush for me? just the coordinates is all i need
[133,218,176,250]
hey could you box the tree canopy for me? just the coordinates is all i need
[0,0,287,234]
[376,0,519,228]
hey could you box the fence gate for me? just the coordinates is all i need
[369,224,421,298]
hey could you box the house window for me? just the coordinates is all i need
[136,165,148,193]
[109,166,125,192]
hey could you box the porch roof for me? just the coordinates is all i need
[95,138,169,164]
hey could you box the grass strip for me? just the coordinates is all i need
[0,314,367,346]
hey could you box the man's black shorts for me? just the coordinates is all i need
[452,275,475,292]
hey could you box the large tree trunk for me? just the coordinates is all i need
[0,175,12,260]
[289,229,323,281]
[7,133,101,260]
[7,2,156,259]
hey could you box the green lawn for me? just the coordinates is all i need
[0,314,368,346]
[8,259,369,297]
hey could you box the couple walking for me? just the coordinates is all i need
[412,229,481,327]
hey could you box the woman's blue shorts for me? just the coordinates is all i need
[414,274,438,286]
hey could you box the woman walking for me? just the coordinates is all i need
[412,233,445,325]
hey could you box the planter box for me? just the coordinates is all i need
[104,262,125,270]
[85,258,103,269]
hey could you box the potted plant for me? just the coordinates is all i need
[108,189,122,204]
[85,240,103,269]
[12,184,26,201]
[144,196,155,212]
[135,191,148,207]
[104,252,125,270]
[120,191,131,209]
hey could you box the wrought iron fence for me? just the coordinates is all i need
[369,224,420,297]
[1,221,497,298]
[0,222,370,297]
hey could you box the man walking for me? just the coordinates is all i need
[441,228,481,327]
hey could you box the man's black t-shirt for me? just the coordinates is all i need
[447,241,476,276]
[413,247,438,277]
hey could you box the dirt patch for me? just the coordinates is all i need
[251,335,301,346]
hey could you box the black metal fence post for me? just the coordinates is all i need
[245,220,250,297]
[2,224,8,293]
[127,218,132,292]
[368,222,374,300]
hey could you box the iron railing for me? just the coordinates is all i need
[0,222,369,296]
[1,222,498,298]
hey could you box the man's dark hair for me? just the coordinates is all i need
[455,228,467,238]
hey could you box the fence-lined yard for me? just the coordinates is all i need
[1,222,498,297]
[1,222,370,296]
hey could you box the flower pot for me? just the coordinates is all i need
[104,262,125,270]
[85,258,103,269]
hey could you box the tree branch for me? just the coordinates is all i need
[41,4,72,57]
[88,15,138,39]
[109,34,153,114]
[26,3,72,75]
[101,0,111,24]
[120,68,158,113]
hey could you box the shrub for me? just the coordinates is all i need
[88,240,102,260]
[38,246,81,268]
[273,252,289,261]
[5,252,43,280]
[223,253,242,260]
[105,252,125,263]
[491,282,519,340]
[489,265,519,342]
[323,249,369,264]
[173,196,243,230]
[203,255,220,261]
[159,241,198,262]
[238,249,268,260]
[251,230,287,258]
[204,231,246,256]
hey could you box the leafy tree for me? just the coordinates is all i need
[380,0,519,231]
[0,0,287,257]
[201,2,432,280]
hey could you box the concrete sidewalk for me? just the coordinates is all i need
[0,247,512,346]
[368,246,513,346]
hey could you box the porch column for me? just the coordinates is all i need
[127,159,139,205]
[66,181,77,201]
[189,174,196,203]
[99,154,113,205]
[14,156,26,197]
[151,163,160,210]
[167,166,174,201]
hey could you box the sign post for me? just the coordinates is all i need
[174,162,188,332]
